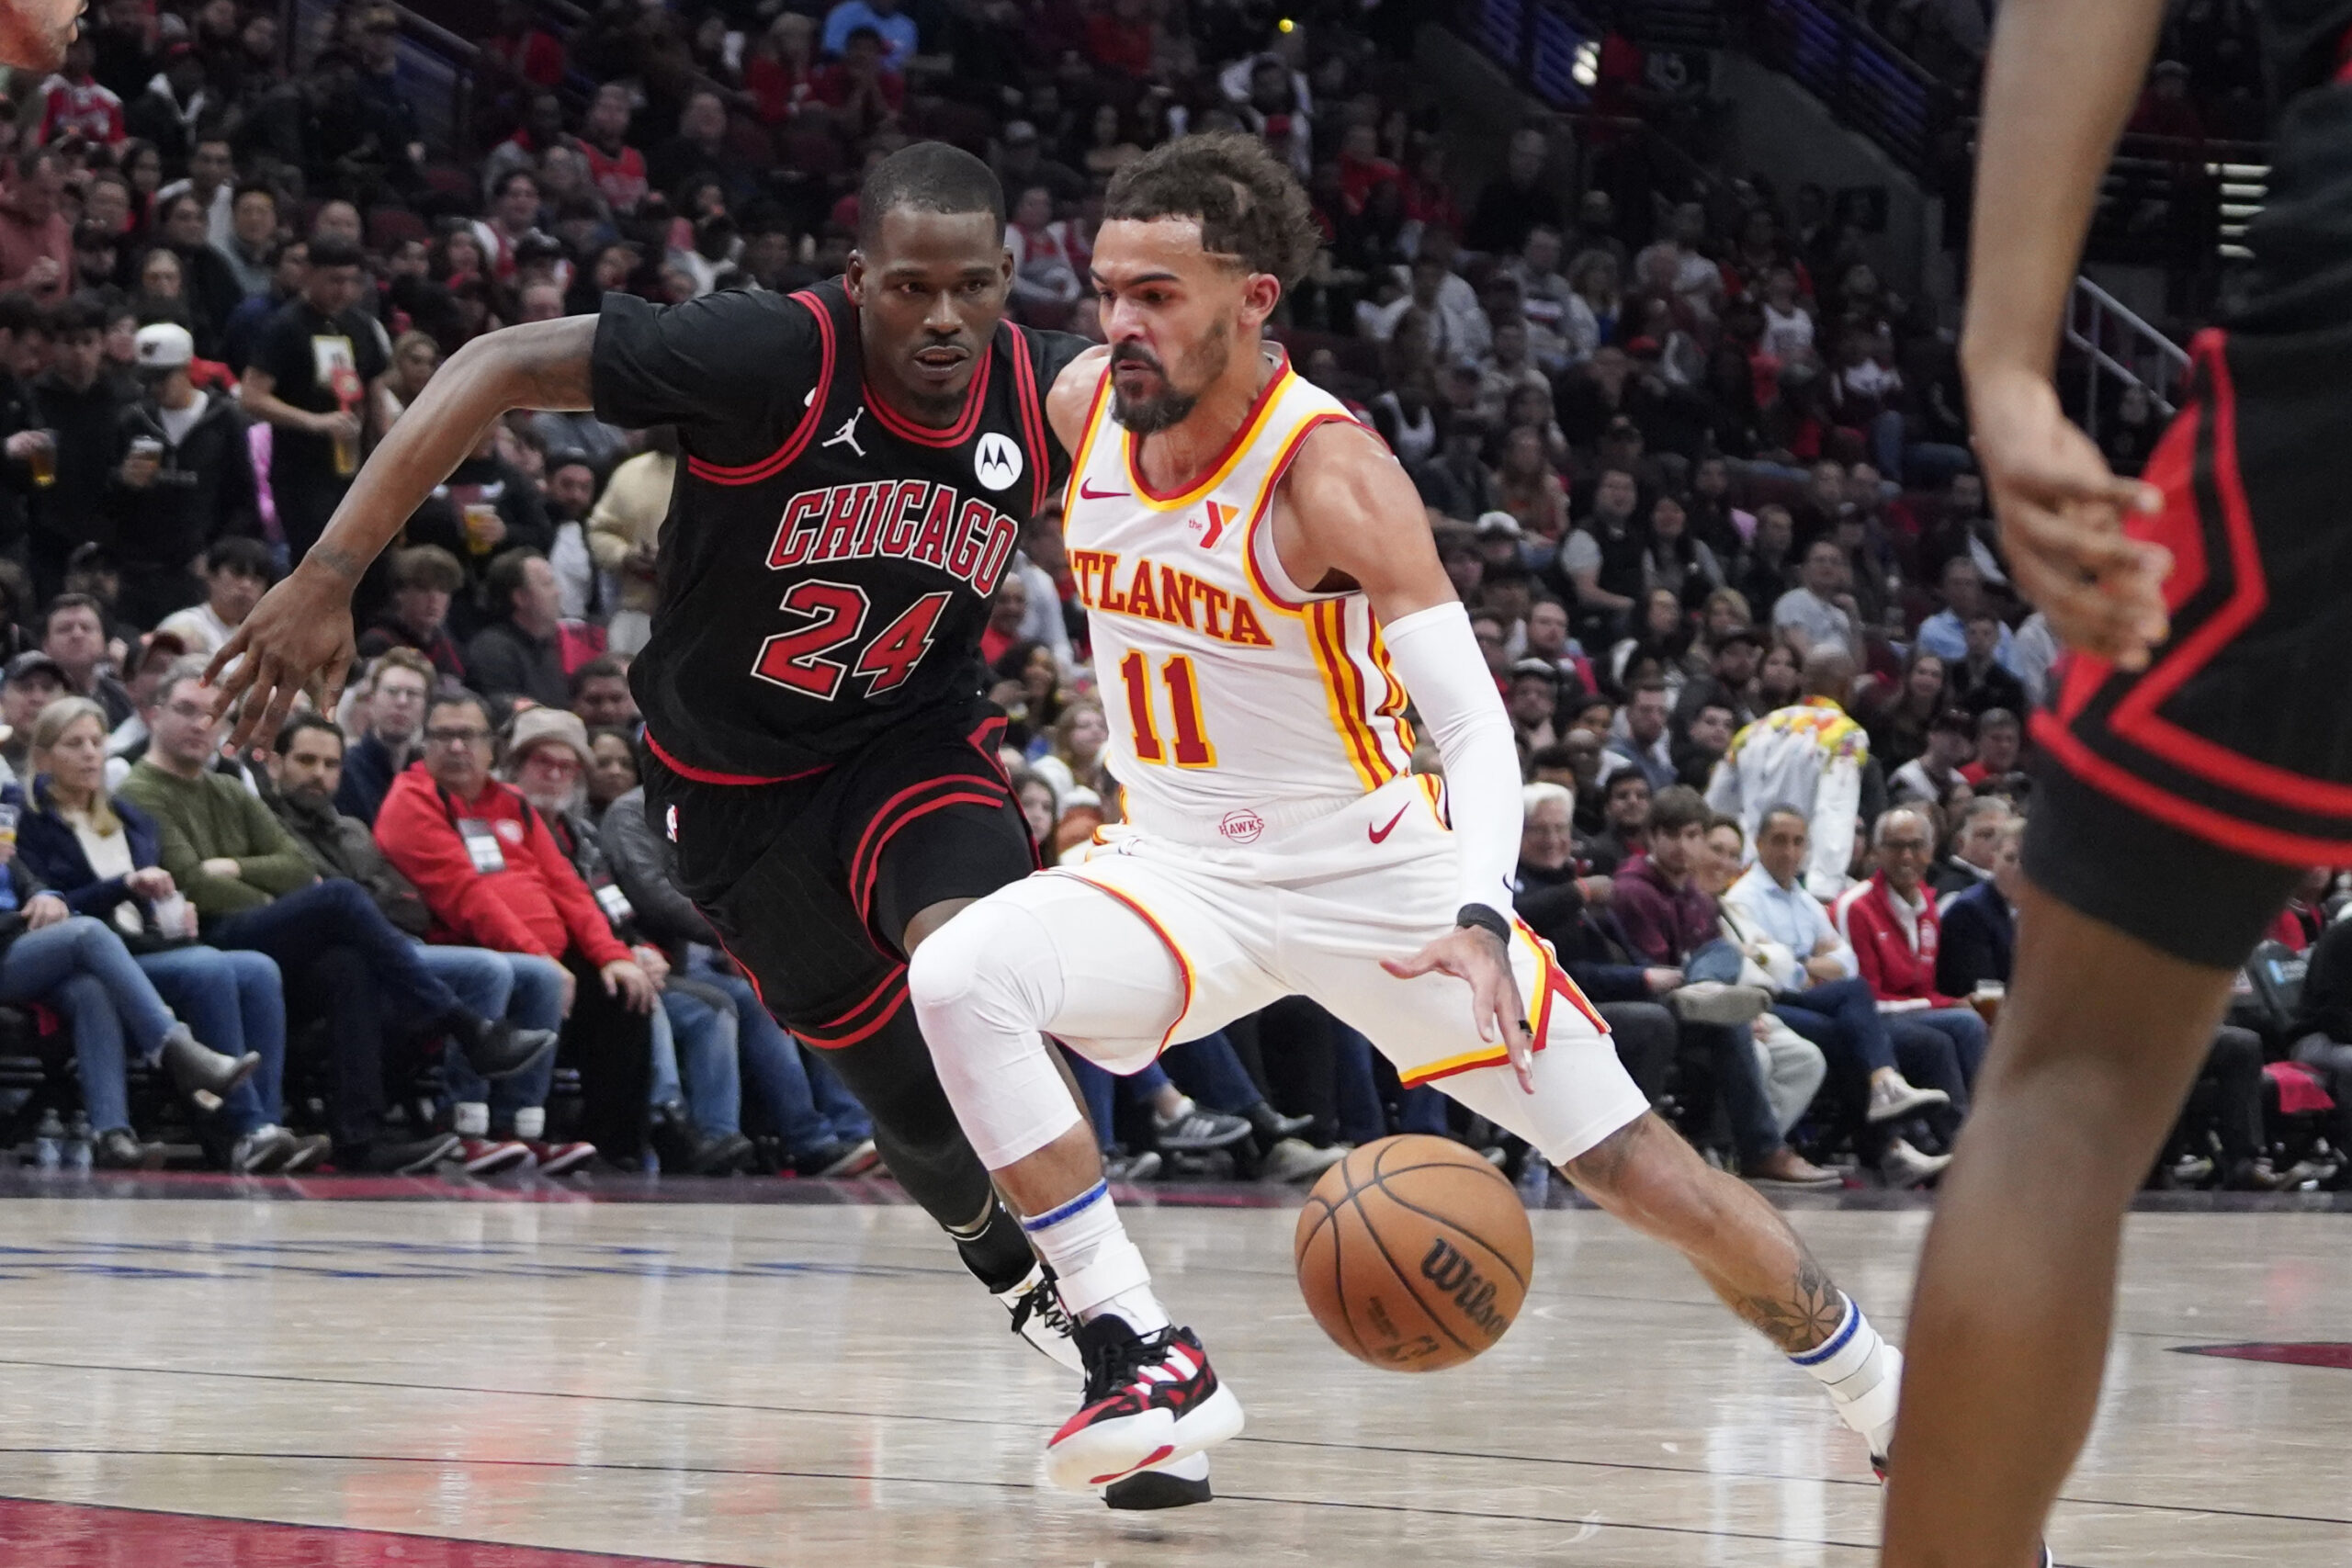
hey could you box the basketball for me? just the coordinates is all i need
[1294,1134,1534,1372]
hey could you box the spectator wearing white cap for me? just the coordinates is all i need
[107,320,259,626]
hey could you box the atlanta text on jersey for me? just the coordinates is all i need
[765,479,1021,592]
[1068,547,1277,649]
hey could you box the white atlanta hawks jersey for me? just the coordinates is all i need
[1062,350,1417,842]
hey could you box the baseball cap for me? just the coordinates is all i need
[134,321,194,370]
[506,705,593,770]
[1510,658,1560,682]
[1474,511,1523,539]
[6,651,67,686]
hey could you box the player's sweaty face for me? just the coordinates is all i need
[848,208,1011,420]
[1092,219,1251,435]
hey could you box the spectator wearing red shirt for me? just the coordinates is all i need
[813,27,906,127]
[377,690,661,1164]
[578,84,649,214]
[1956,708,2024,789]
[979,574,1030,669]
[2267,869,2332,953]
[1834,806,1989,1100]
[0,147,74,302]
[1084,0,1155,78]
[1336,123,1400,217]
[37,37,127,147]
[745,13,822,124]
[483,0,568,92]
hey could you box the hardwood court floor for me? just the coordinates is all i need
[0,1186,2346,1566]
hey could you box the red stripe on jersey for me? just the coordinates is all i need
[684,290,836,485]
[644,728,828,787]
[865,344,995,448]
[1005,323,1050,517]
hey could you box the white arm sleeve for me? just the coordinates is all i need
[1380,601,1521,915]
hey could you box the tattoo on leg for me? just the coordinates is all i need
[1736,1252,1847,1355]
[1564,1112,1650,1193]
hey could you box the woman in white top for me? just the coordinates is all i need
[14,698,305,1171]
[1758,267,1815,364]
[1028,701,1111,806]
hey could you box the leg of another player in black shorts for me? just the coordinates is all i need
[1882,765,2300,1568]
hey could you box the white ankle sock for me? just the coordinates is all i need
[513,1106,545,1141]
[1790,1293,1901,1452]
[453,1101,490,1137]
[1020,1180,1170,1333]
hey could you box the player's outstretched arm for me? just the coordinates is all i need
[1963,0,2171,671]
[209,316,599,749]
[1284,423,1537,1091]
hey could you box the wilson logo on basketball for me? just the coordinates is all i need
[1420,1237,1510,1341]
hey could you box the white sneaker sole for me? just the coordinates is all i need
[1866,1087,1951,1123]
[1044,1382,1244,1492]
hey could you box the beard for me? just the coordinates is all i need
[1110,323,1228,435]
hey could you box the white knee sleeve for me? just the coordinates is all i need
[906,900,1086,1170]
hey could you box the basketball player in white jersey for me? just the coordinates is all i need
[908,133,1910,1493]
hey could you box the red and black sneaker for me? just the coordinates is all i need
[1044,1316,1242,1492]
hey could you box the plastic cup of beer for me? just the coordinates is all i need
[28,431,56,488]
[463,502,500,554]
[1970,981,2005,1026]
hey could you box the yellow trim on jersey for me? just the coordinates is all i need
[1240,411,1356,616]
[1395,920,1600,1088]
[1124,358,1295,513]
[1308,597,1396,794]
[1416,771,1447,826]
[1368,619,1418,755]
[1058,368,1115,535]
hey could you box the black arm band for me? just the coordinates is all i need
[1455,903,1510,943]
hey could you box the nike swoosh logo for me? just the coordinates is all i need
[1368,804,1411,844]
[1079,480,1131,500]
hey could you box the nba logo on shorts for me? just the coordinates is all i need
[974,432,1023,491]
[1218,808,1264,844]
[665,804,680,842]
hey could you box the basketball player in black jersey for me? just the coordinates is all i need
[209,144,1206,1509]
[1883,0,2352,1563]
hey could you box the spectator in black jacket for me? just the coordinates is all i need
[261,715,432,939]
[42,594,135,729]
[466,549,570,711]
[108,322,258,626]
[153,190,244,362]
[27,297,128,604]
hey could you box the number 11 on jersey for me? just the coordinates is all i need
[1119,649,1216,768]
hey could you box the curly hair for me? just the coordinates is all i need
[1102,130,1322,288]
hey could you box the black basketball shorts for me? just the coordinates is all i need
[2026,324,2352,969]
[639,710,1039,1046]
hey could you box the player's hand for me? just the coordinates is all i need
[207,561,359,751]
[602,957,660,1015]
[1968,367,2171,671]
[1384,926,1536,1094]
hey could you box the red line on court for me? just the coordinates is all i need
[0,1497,731,1566]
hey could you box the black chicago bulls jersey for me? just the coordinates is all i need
[591,280,1089,781]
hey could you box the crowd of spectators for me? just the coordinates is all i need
[0,0,2334,1190]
